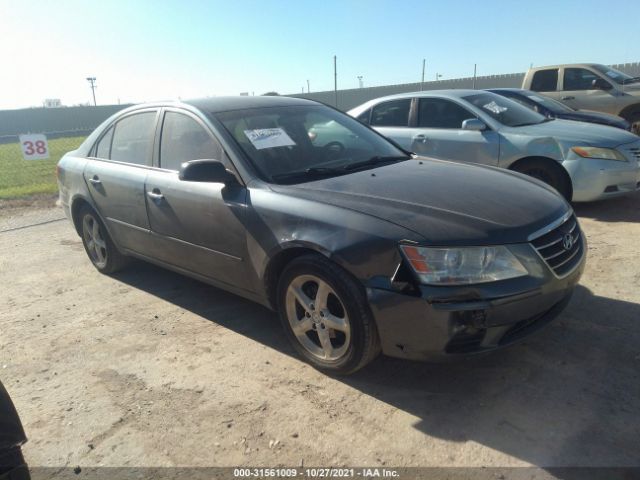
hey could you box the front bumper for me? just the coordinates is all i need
[367,240,586,361]
[564,157,640,202]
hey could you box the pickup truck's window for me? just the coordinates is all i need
[591,64,638,85]
[530,69,558,92]
[564,68,599,91]
[370,99,411,127]
[95,126,114,159]
[110,112,156,165]
[160,112,223,171]
[418,98,476,128]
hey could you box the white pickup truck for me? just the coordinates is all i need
[522,64,640,133]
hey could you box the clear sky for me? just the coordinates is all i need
[1,0,638,109]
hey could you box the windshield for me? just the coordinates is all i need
[523,92,575,113]
[590,64,638,85]
[215,105,409,184]
[462,92,547,127]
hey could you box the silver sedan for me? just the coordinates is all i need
[348,90,640,201]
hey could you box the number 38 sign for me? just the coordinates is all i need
[19,134,50,160]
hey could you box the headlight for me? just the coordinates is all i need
[571,146,627,162]
[400,245,528,285]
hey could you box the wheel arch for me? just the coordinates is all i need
[508,156,573,200]
[618,103,640,122]
[262,243,350,310]
[70,195,95,236]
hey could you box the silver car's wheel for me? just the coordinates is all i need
[285,274,351,361]
[82,213,108,268]
[277,254,380,374]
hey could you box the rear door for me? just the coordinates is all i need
[83,109,159,253]
[404,97,500,166]
[368,98,414,149]
[143,108,249,289]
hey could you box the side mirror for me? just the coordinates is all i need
[461,118,487,131]
[592,78,612,91]
[179,159,237,184]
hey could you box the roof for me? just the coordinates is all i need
[184,95,318,113]
[348,89,491,112]
[528,63,601,71]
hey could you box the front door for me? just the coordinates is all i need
[557,67,619,115]
[144,109,249,289]
[403,97,500,166]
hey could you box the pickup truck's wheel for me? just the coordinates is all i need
[512,159,572,201]
[277,254,380,375]
[79,205,129,274]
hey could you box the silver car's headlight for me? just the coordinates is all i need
[400,245,528,285]
[571,146,627,162]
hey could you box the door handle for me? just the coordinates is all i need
[561,96,575,101]
[146,189,164,202]
[88,176,101,185]
[413,134,428,144]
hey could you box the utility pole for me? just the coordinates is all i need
[472,64,477,89]
[357,76,363,88]
[421,59,426,90]
[333,55,338,108]
[307,79,310,93]
[86,77,97,106]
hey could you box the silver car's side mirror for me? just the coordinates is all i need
[461,119,487,131]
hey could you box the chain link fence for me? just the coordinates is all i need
[0,134,86,200]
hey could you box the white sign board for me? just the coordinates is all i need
[19,134,50,160]
[244,128,296,150]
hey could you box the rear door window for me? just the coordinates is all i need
[95,126,114,159]
[370,99,411,127]
[531,69,558,92]
[110,112,157,165]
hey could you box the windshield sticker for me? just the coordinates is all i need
[483,101,508,114]
[244,128,296,150]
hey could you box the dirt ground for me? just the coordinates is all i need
[1,193,639,471]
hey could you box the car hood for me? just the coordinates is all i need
[271,159,569,246]
[501,118,638,147]
[557,110,628,128]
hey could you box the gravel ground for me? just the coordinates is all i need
[1,194,639,472]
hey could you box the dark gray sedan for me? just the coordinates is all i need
[57,96,586,374]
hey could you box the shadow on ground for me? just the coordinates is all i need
[574,191,640,223]
[113,263,640,467]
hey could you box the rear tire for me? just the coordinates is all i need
[512,158,572,201]
[78,205,129,274]
[276,254,380,375]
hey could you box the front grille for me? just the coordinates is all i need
[530,214,583,277]
[624,146,640,161]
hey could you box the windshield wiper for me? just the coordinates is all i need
[271,166,344,182]
[343,155,409,171]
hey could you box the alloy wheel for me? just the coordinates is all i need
[82,214,108,268]
[285,274,351,361]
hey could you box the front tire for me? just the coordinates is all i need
[512,159,572,201]
[79,206,129,274]
[277,254,380,375]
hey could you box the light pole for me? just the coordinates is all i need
[357,76,363,88]
[307,79,310,93]
[421,59,426,90]
[435,73,443,81]
[86,77,97,106]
